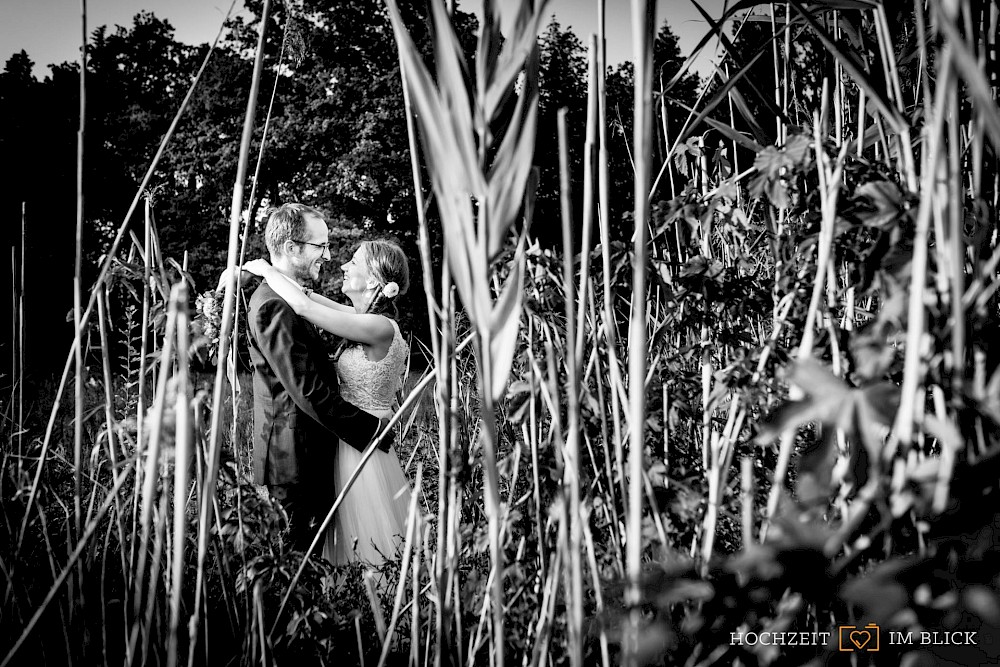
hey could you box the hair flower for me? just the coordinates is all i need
[382,281,400,298]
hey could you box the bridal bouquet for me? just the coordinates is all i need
[192,289,249,366]
[195,290,223,344]
[192,290,224,362]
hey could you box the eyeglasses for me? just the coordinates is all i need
[292,239,331,253]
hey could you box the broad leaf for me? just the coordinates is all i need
[489,239,527,402]
[481,1,549,125]
[854,181,904,228]
[486,46,539,259]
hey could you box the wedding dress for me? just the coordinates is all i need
[324,319,413,565]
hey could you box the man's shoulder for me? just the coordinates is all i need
[249,280,294,320]
[249,280,280,307]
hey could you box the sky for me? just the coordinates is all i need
[2,0,730,79]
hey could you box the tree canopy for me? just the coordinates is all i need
[2,7,702,376]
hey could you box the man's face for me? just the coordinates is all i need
[288,213,331,283]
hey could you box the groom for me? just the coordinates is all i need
[247,203,388,550]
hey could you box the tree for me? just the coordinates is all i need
[1,17,211,376]
[534,17,589,248]
[604,20,702,227]
[3,7,706,376]
[654,18,701,134]
[1,51,79,378]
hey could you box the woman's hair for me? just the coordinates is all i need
[332,239,409,361]
[360,240,409,320]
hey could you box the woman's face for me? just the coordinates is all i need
[341,245,375,297]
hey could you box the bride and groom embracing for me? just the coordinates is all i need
[237,202,413,566]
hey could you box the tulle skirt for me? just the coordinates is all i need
[324,436,413,566]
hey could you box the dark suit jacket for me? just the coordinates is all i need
[248,280,381,487]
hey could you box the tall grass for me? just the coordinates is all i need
[3,0,1000,665]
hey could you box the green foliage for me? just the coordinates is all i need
[749,132,814,208]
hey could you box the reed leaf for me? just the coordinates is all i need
[485,48,539,259]
[709,63,768,146]
[384,0,483,320]
[479,3,549,124]
[488,234,529,403]
[672,45,777,150]
[427,0,477,155]
[672,98,764,153]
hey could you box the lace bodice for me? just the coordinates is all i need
[336,319,408,415]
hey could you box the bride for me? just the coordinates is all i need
[242,240,413,565]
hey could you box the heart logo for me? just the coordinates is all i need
[850,631,871,649]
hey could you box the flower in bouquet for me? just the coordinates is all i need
[195,290,223,347]
[192,288,252,367]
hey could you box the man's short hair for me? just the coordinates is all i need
[264,203,325,256]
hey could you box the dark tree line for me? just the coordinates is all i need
[1,3,698,379]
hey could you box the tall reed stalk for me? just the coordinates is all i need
[73,0,88,548]
[17,204,26,463]
[167,283,191,667]
[189,2,272,662]
[625,1,654,664]
[596,0,629,547]
[384,1,546,663]
[556,109,583,667]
